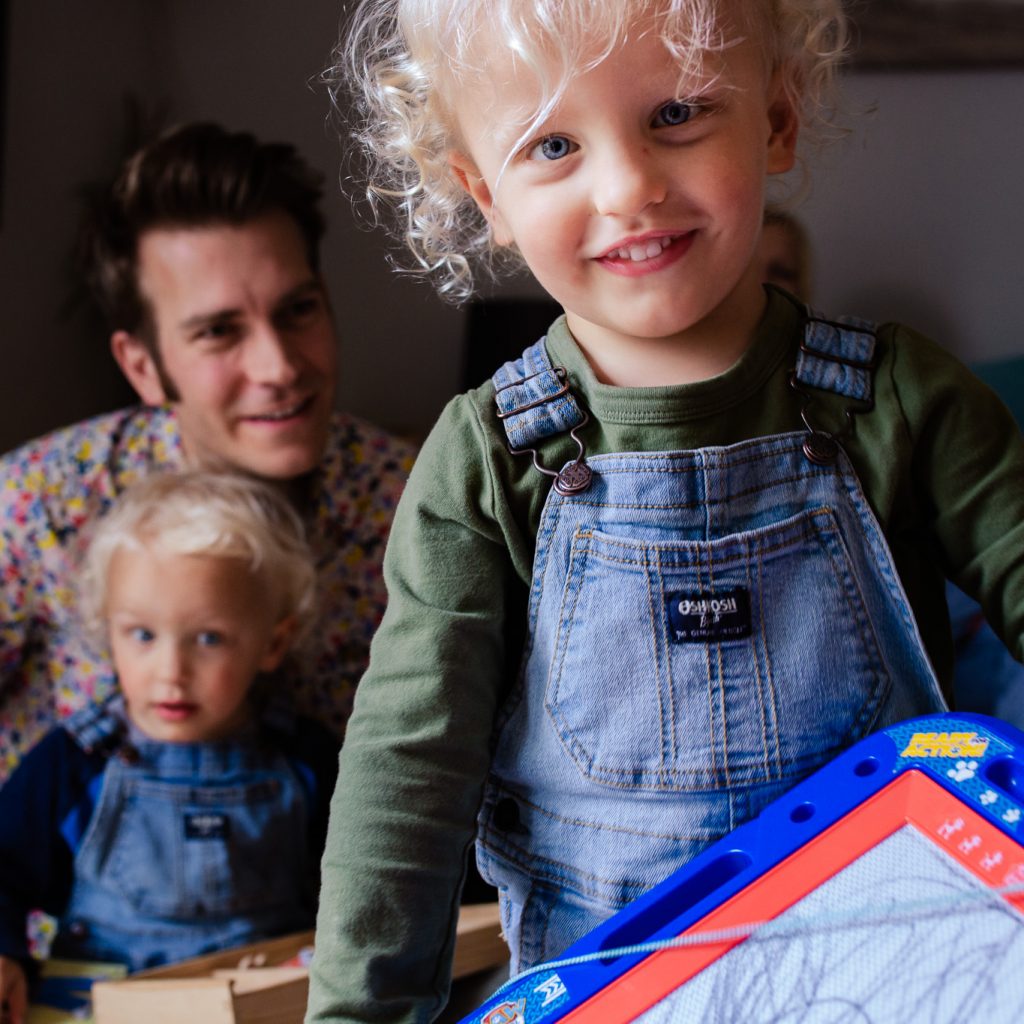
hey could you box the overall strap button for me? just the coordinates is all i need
[493,797,525,833]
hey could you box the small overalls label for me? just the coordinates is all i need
[183,811,231,840]
[667,588,752,643]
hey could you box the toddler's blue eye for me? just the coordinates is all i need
[130,627,154,644]
[654,101,693,127]
[197,631,224,648]
[531,135,576,161]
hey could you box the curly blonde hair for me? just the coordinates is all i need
[79,471,317,642]
[330,0,848,302]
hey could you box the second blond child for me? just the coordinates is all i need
[0,472,338,1023]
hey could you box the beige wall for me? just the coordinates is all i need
[1,1,1022,453]
[797,70,1024,363]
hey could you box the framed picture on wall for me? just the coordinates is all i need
[852,0,1024,68]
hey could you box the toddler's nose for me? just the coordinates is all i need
[592,144,667,218]
[156,641,190,686]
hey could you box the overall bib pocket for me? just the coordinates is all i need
[104,775,308,918]
[545,506,891,791]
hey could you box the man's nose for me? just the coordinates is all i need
[243,323,302,386]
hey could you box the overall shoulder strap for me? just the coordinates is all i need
[794,311,878,404]
[492,338,586,451]
[63,693,126,756]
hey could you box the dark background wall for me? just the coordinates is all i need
[1,1,1022,452]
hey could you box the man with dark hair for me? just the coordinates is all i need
[0,122,415,778]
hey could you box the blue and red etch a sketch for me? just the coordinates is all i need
[461,712,1024,1024]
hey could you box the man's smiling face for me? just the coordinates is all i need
[118,211,337,480]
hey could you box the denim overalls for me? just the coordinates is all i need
[477,314,948,972]
[53,698,315,971]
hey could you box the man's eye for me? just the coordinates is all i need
[196,631,224,648]
[197,321,240,343]
[529,135,577,162]
[653,100,695,128]
[278,297,322,328]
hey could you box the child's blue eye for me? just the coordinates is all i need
[196,631,224,648]
[530,135,576,162]
[130,627,155,644]
[653,100,694,127]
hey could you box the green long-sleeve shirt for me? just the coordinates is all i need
[307,288,1024,1023]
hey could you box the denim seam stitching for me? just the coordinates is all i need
[513,745,844,786]
[583,505,837,548]
[706,537,732,789]
[577,521,838,570]
[813,516,889,737]
[585,443,816,471]
[745,536,773,783]
[484,789,723,841]
[546,530,596,775]
[563,473,843,511]
[754,538,783,781]
[650,547,673,780]
[482,839,679,904]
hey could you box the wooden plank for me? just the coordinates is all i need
[92,903,507,1023]
[211,967,309,993]
[92,977,236,1024]
[452,902,507,979]
[231,977,309,1024]
[132,930,315,978]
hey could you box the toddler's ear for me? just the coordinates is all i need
[448,151,513,246]
[260,615,299,673]
[765,71,800,175]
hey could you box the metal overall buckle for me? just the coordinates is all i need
[790,321,876,465]
[494,366,593,496]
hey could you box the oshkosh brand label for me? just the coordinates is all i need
[184,811,230,840]
[668,588,752,643]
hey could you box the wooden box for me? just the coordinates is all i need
[91,903,506,1024]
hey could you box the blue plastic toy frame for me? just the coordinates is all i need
[460,712,1024,1024]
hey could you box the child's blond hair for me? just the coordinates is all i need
[330,0,848,302]
[79,471,317,641]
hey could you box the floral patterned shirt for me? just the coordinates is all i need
[0,405,415,781]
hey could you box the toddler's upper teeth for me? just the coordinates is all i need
[614,237,674,261]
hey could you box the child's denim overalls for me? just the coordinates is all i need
[54,698,315,970]
[478,315,948,972]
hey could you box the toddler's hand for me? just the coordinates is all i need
[0,955,27,1024]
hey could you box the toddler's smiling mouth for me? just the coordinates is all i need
[596,232,695,275]
[604,234,683,263]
